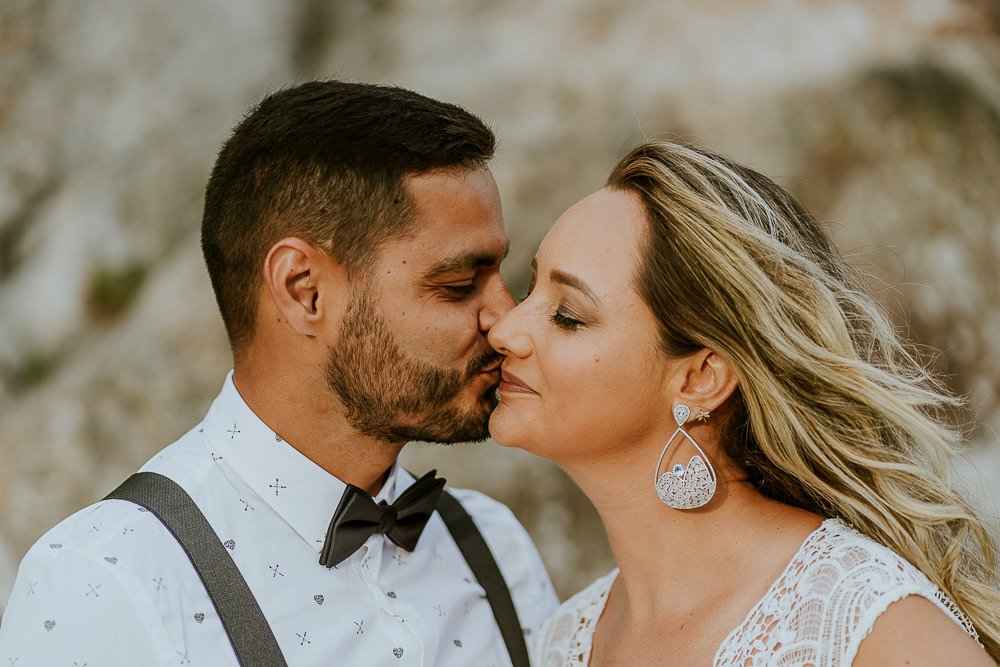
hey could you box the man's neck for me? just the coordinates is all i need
[232,364,404,496]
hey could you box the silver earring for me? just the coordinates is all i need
[653,404,717,509]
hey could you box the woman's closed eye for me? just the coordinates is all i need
[551,308,584,331]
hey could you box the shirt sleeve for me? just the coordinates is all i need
[0,545,163,666]
[448,489,560,641]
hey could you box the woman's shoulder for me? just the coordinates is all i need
[800,519,972,622]
[717,518,979,666]
[796,518,931,584]
[531,569,618,667]
[804,519,982,661]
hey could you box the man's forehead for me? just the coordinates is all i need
[383,166,508,275]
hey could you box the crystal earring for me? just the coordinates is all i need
[653,404,717,509]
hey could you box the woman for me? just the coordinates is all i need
[489,140,999,665]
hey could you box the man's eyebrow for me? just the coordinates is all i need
[423,247,509,279]
[550,268,600,305]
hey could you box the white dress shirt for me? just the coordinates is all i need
[0,372,558,666]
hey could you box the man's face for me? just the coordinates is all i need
[325,167,514,443]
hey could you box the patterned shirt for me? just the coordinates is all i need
[0,372,558,666]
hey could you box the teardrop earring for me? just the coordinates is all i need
[653,404,717,509]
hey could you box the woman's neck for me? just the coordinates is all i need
[561,449,822,623]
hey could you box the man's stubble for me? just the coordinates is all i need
[325,289,500,444]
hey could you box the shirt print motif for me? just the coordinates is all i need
[0,370,558,666]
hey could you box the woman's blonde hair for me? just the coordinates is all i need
[607,139,1000,657]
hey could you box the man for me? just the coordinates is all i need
[0,80,557,665]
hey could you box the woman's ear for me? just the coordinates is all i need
[675,348,740,415]
[263,237,345,337]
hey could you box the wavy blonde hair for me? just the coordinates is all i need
[607,139,1000,658]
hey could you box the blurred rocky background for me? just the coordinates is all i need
[1,0,999,607]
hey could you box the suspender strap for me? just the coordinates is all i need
[107,472,528,667]
[436,490,531,667]
[105,472,288,667]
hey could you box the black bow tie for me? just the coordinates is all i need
[320,470,446,568]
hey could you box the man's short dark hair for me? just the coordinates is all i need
[200,80,496,355]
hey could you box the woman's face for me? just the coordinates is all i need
[488,188,676,463]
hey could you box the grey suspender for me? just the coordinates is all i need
[105,471,530,667]
[436,489,531,667]
[106,473,287,666]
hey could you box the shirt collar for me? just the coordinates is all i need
[204,370,410,553]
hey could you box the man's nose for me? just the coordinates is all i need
[478,276,516,333]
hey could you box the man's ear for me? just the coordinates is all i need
[673,348,740,415]
[263,237,345,337]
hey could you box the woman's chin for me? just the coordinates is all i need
[487,421,515,447]
[488,404,528,449]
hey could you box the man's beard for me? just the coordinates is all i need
[324,291,501,444]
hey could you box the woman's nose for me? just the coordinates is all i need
[487,300,531,358]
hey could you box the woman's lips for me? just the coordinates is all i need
[499,370,537,395]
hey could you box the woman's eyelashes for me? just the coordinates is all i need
[551,307,585,331]
[519,280,587,330]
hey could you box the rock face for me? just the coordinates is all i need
[1,0,998,604]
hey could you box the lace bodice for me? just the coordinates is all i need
[534,519,979,666]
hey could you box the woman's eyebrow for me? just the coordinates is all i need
[550,268,600,305]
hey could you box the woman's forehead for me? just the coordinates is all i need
[537,189,646,278]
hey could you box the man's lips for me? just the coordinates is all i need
[499,370,537,395]
[479,358,503,374]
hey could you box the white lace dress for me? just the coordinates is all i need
[534,519,979,666]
